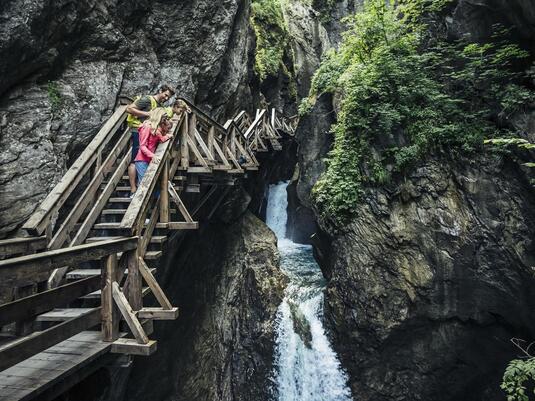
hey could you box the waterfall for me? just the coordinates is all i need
[266,181,353,401]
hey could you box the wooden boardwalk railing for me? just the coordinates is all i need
[0,97,295,400]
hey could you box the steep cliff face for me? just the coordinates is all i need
[320,155,535,400]
[288,0,535,400]
[0,0,254,238]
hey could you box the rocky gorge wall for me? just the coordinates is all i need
[288,1,535,400]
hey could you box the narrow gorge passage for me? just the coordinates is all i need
[266,181,352,401]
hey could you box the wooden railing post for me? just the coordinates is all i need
[102,253,119,342]
[207,126,215,158]
[180,113,189,169]
[127,248,142,311]
[160,160,170,223]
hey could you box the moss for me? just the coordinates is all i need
[46,81,63,113]
[303,0,534,222]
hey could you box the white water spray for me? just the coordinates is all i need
[266,181,353,401]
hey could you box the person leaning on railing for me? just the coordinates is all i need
[126,85,176,198]
[134,108,174,191]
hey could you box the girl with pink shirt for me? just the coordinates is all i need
[134,108,174,188]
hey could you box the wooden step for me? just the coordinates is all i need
[168,222,199,230]
[93,222,168,230]
[35,308,99,322]
[109,198,132,203]
[102,209,128,215]
[111,338,157,356]
[87,236,167,244]
[66,269,100,280]
[145,251,162,260]
[137,307,179,320]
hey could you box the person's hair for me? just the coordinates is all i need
[158,84,176,96]
[147,108,169,132]
[173,99,188,110]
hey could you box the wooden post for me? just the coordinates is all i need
[207,126,214,159]
[180,113,189,168]
[160,161,169,223]
[188,113,197,164]
[102,254,119,342]
[127,248,142,311]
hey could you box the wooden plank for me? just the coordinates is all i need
[0,331,115,401]
[168,222,199,230]
[23,106,127,235]
[138,257,172,310]
[0,276,100,326]
[191,185,218,216]
[35,308,98,322]
[187,138,210,168]
[207,126,215,159]
[48,127,130,250]
[0,238,137,287]
[110,338,156,356]
[0,308,101,372]
[101,254,119,342]
[137,307,179,320]
[180,113,189,168]
[126,248,142,311]
[243,110,265,139]
[212,139,231,167]
[111,282,148,344]
[194,128,214,162]
[0,237,47,258]
[159,160,170,223]
[167,183,194,222]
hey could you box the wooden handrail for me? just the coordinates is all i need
[0,236,47,258]
[22,106,128,236]
[0,237,137,286]
[244,109,266,139]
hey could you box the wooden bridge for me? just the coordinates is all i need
[0,98,296,401]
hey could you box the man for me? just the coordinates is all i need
[126,84,175,197]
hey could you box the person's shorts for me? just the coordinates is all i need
[131,129,139,163]
[135,161,149,186]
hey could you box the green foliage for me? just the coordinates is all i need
[502,358,535,401]
[303,0,534,222]
[251,0,288,80]
[485,138,535,169]
[47,81,63,113]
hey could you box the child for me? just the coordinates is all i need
[134,108,174,188]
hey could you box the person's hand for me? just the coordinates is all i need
[186,107,192,114]
[167,134,174,140]
[153,156,161,164]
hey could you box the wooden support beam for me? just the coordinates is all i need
[138,257,173,310]
[111,282,149,344]
[101,254,119,342]
[168,222,199,230]
[159,160,170,223]
[188,137,210,168]
[207,126,215,159]
[139,201,160,258]
[168,183,194,223]
[180,112,189,168]
[126,248,142,311]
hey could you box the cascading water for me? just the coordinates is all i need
[266,181,353,401]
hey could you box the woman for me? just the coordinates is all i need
[134,107,174,188]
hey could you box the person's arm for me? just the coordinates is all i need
[126,96,152,118]
[139,126,156,159]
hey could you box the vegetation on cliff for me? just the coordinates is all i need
[301,0,534,221]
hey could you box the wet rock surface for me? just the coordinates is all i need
[319,156,535,401]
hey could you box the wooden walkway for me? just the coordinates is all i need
[0,97,296,400]
[0,331,113,401]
